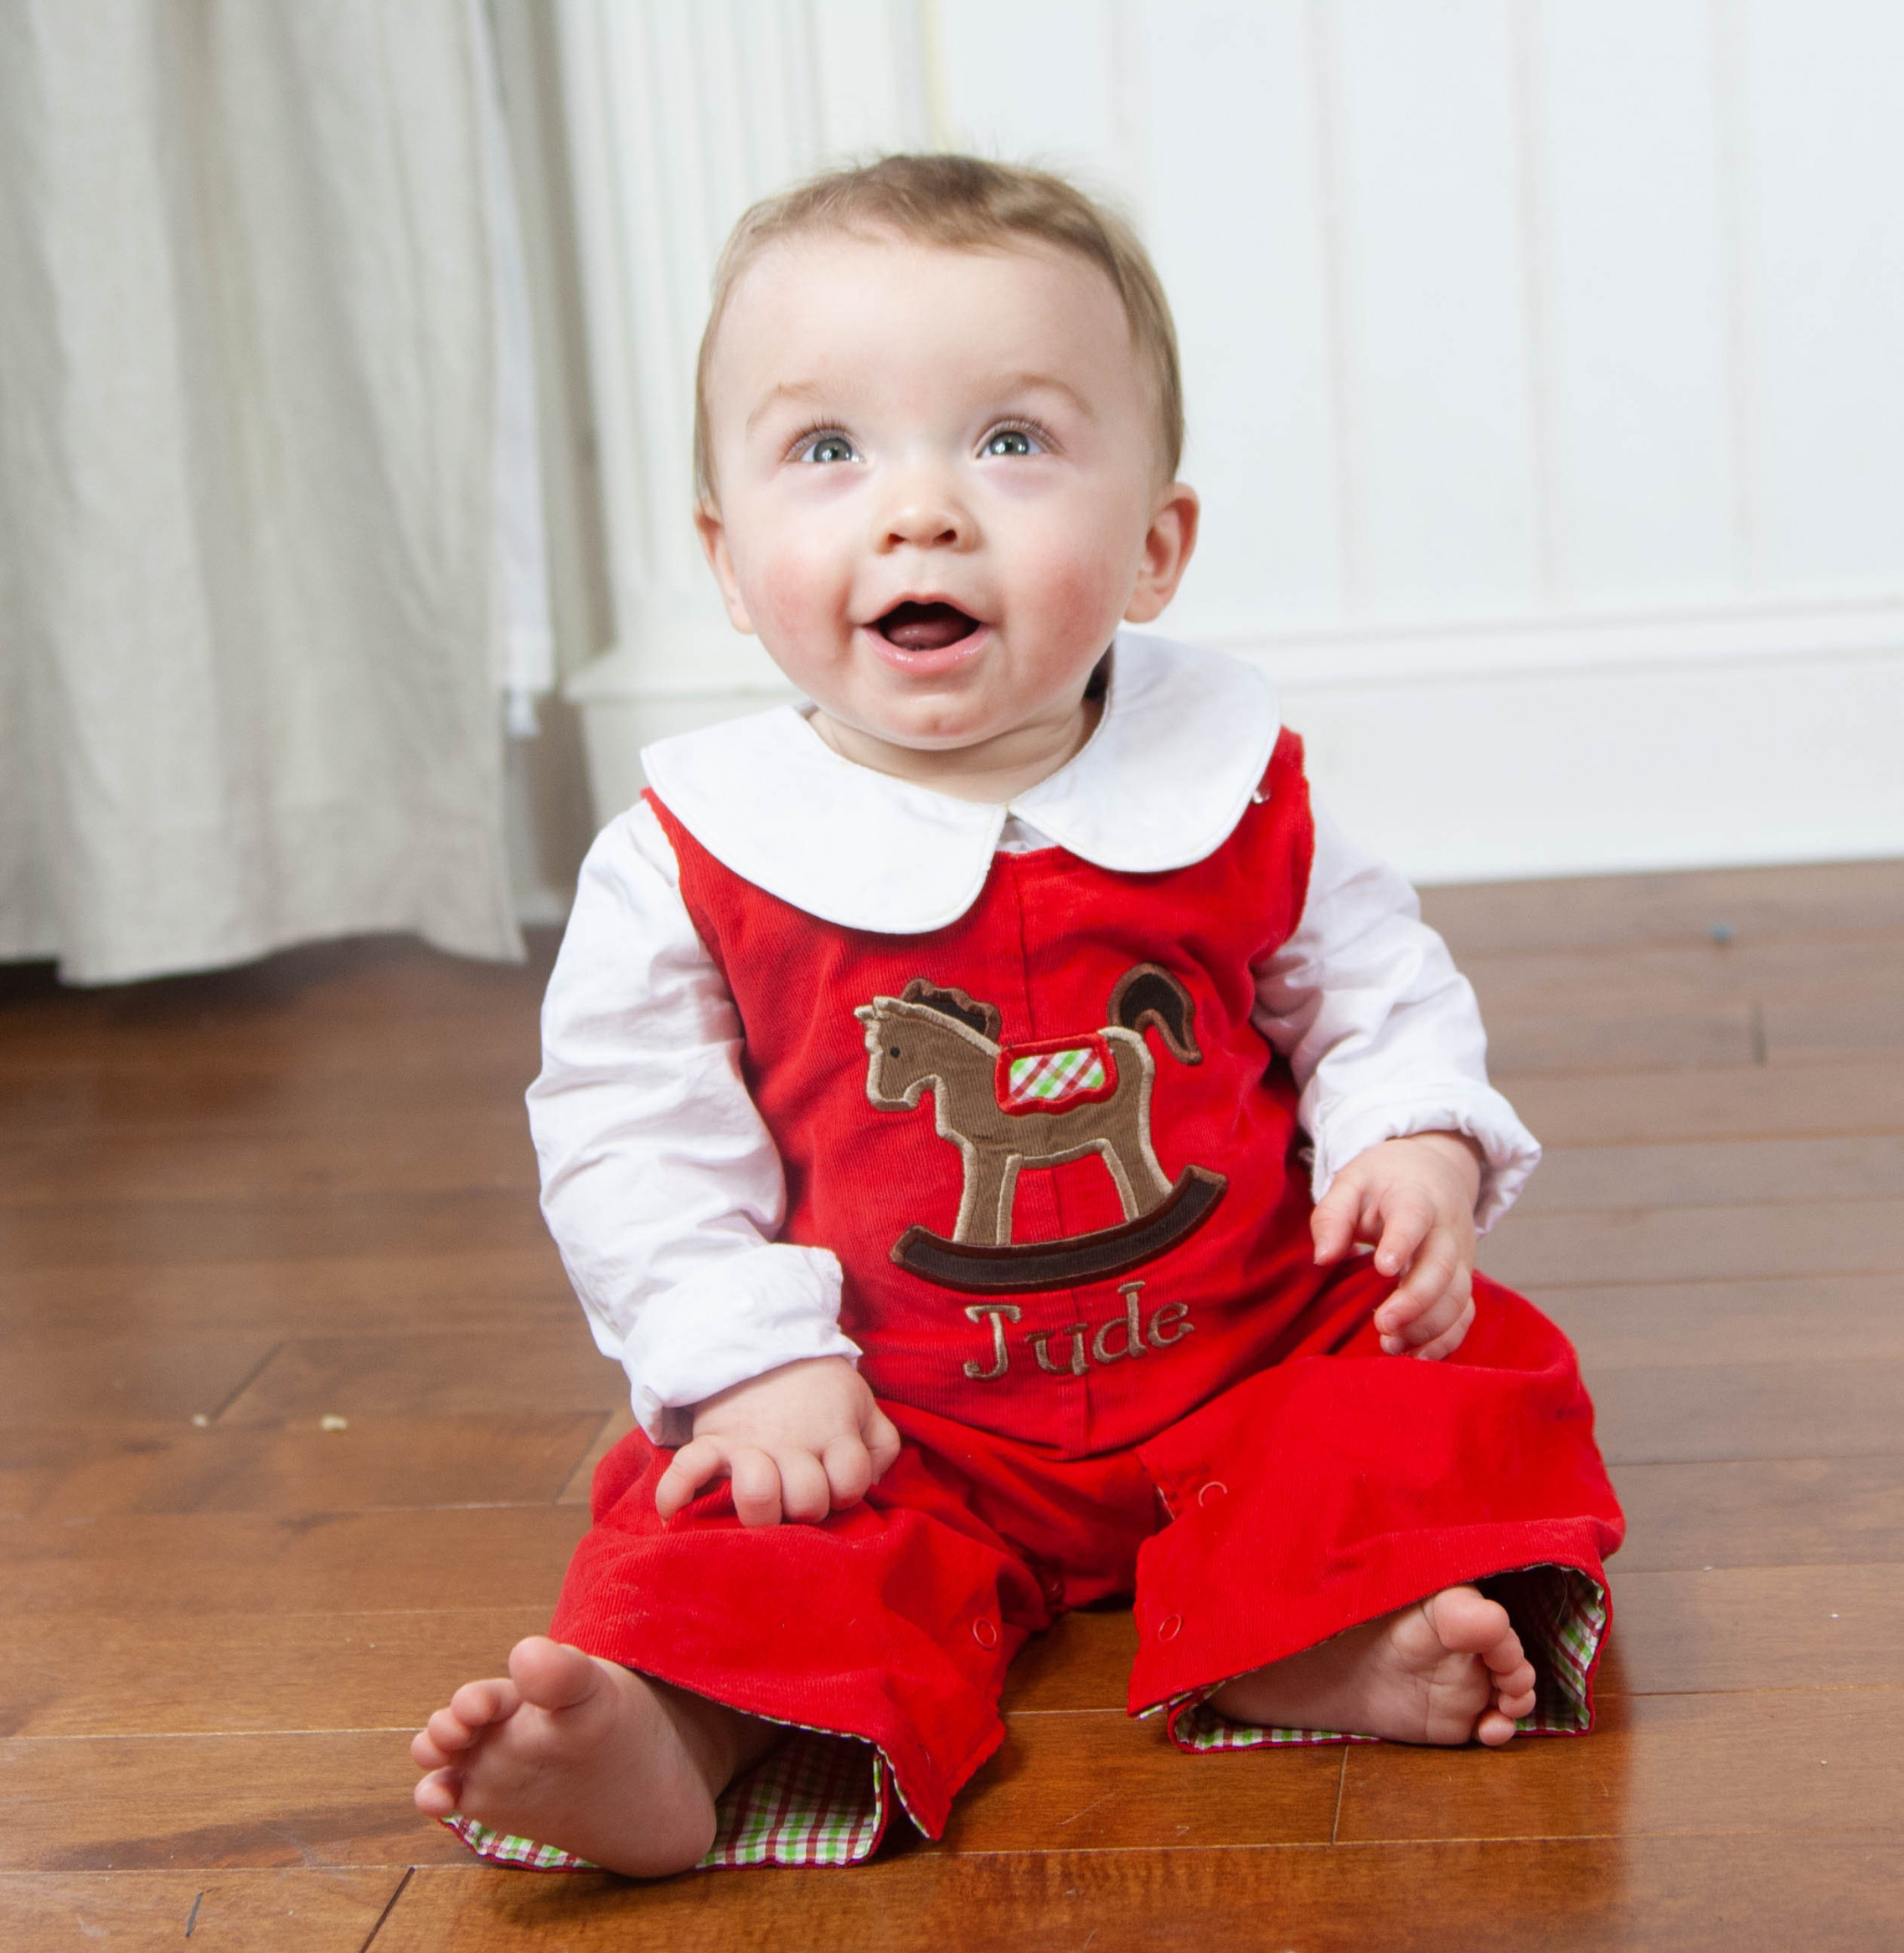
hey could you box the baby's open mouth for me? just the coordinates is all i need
[875,601,981,652]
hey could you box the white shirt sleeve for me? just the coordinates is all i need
[1251,803,1540,1233]
[526,801,859,1443]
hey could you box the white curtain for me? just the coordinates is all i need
[0,0,551,983]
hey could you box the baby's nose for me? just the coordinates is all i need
[882,507,962,549]
[875,471,973,551]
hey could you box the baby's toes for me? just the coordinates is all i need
[1477,1620,1530,1679]
[413,1765,463,1818]
[448,1676,519,1730]
[421,1703,487,1759]
[1488,1643,1537,1724]
[411,1723,462,1771]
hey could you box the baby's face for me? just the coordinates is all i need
[695,232,1195,782]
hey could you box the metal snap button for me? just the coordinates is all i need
[1158,1613,1183,1641]
[972,1618,999,1649]
[1198,1480,1227,1506]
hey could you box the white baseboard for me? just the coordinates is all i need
[1272,646,1904,884]
[565,600,1904,887]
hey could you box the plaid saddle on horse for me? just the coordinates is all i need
[993,1033,1119,1114]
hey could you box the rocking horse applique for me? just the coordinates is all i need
[854,965,1225,1293]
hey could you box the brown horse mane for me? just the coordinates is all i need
[899,978,1002,1042]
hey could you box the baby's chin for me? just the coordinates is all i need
[808,703,1001,764]
[807,693,1097,794]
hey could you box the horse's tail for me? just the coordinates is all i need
[1108,963,1201,1065]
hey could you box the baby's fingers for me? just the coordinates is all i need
[658,1438,794,1527]
[1311,1175,1370,1265]
[1376,1244,1470,1352]
[861,1402,902,1483]
[774,1448,833,1524]
[818,1405,904,1513]
[1406,1293,1477,1363]
[1380,1235,1460,1322]
[821,1434,875,1511]
[1370,1191,1434,1284]
[654,1435,729,1520]
[727,1446,787,1528]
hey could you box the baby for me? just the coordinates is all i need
[413,155,1623,1878]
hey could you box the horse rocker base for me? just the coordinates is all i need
[890,1165,1226,1294]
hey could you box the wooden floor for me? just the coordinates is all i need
[4,859,1902,1950]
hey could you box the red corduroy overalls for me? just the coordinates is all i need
[544,729,1623,1848]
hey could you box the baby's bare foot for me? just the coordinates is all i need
[1208,1585,1538,1747]
[411,1636,774,1877]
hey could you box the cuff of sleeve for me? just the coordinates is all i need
[623,1246,859,1444]
[1303,1087,1542,1234]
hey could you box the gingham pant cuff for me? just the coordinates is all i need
[1162,1564,1610,1751]
[442,1719,892,1871]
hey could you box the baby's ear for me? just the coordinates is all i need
[694,503,756,635]
[1124,482,1200,625]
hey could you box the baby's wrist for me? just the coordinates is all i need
[1406,1128,1485,1169]
[1382,1130,1484,1208]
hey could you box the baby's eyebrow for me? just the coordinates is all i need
[983,372,1098,421]
[745,381,840,436]
[744,372,1098,439]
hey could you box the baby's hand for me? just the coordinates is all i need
[655,1356,901,1528]
[1310,1131,1484,1361]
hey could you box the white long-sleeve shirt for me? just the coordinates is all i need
[528,632,1539,1440]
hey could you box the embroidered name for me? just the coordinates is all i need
[961,1281,1193,1382]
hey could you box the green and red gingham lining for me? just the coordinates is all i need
[703,1728,890,1867]
[444,1719,890,1873]
[444,1816,590,1873]
[445,1564,1608,1871]
[1509,1565,1609,1734]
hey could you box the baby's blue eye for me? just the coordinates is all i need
[802,434,856,465]
[983,428,1039,457]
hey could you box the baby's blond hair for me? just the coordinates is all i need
[693,153,1184,505]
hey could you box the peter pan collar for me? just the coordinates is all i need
[637,631,1282,935]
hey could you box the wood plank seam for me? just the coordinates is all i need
[204,1345,288,1425]
[359,1865,414,1953]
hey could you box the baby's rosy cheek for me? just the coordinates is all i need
[1030,554,1121,624]
[749,560,829,636]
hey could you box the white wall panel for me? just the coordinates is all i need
[713,5,815,198]
[1328,0,1543,619]
[932,0,1129,189]
[1741,0,1904,593]
[1139,0,1343,631]
[808,1,929,157]
[1535,0,1737,606]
